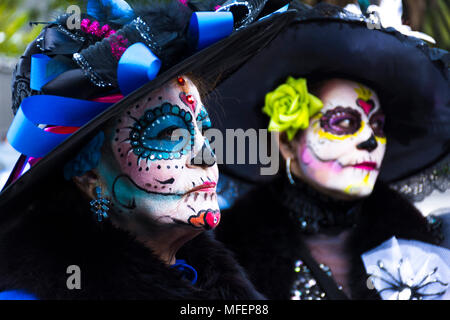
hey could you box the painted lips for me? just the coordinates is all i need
[186,181,216,194]
[352,162,378,171]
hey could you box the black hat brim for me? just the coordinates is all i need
[207,11,450,184]
[0,11,297,210]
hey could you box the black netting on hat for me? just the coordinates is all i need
[10,12,121,113]
[73,1,191,88]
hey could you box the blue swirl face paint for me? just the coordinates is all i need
[103,77,221,231]
[196,105,212,130]
[129,102,196,162]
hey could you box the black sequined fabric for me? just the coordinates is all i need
[279,177,363,235]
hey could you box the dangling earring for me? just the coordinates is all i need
[90,186,110,222]
[286,157,295,185]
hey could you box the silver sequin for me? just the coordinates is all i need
[73,53,113,87]
[131,17,162,56]
[290,259,330,300]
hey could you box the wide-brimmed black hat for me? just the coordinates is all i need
[0,0,296,210]
[208,2,450,184]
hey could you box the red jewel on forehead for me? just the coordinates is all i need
[187,95,195,104]
[177,76,185,86]
[179,92,197,113]
[356,98,375,116]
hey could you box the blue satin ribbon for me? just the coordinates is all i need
[30,54,59,91]
[117,42,161,96]
[188,11,234,50]
[171,259,198,285]
[188,4,289,50]
[7,95,112,158]
[7,41,163,158]
[7,3,286,159]
[0,290,38,300]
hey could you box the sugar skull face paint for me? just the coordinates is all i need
[295,79,386,198]
[97,77,220,231]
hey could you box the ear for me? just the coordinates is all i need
[72,169,100,200]
[278,131,298,162]
[278,131,305,179]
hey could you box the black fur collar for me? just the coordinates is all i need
[215,177,438,300]
[0,190,263,300]
[280,177,362,234]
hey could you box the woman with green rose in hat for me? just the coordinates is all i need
[214,2,450,300]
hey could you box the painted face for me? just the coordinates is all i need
[98,77,220,231]
[296,79,386,197]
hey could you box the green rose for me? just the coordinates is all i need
[262,77,323,140]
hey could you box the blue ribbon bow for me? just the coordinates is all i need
[7,43,161,159]
[7,3,290,161]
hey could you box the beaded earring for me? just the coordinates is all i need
[90,186,110,222]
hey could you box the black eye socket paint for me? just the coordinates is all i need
[369,111,386,137]
[320,106,362,135]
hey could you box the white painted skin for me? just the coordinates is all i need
[82,77,221,264]
[287,78,387,199]
[99,77,219,229]
[279,79,388,297]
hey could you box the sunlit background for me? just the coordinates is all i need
[0,0,449,214]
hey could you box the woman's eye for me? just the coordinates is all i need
[336,118,351,128]
[157,126,178,140]
[320,107,362,135]
[369,112,385,137]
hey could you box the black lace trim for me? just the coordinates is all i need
[390,154,450,202]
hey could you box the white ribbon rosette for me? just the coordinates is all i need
[362,236,450,300]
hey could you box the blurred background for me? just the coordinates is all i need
[0,0,449,213]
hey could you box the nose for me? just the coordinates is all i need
[356,134,378,152]
[190,140,216,167]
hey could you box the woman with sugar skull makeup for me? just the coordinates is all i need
[213,2,450,300]
[0,0,296,300]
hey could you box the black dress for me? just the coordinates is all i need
[0,179,264,300]
[215,176,442,300]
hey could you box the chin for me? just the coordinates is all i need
[180,193,221,230]
[311,173,377,200]
[341,185,374,198]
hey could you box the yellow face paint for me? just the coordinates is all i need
[344,173,371,194]
[354,84,373,101]
[375,136,386,145]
